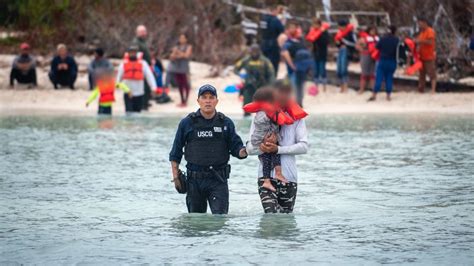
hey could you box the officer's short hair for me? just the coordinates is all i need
[253,87,274,102]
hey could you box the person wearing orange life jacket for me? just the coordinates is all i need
[86,69,131,115]
[335,19,357,93]
[306,18,330,92]
[356,26,379,94]
[116,45,157,113]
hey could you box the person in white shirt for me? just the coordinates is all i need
[116,45,157,113]
[246,80,309,213]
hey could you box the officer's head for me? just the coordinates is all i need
[272,79,293,108]
[197,84,218,115]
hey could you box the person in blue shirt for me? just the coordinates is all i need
[260,5,285,75]
[368,25,400,102]
[169,84,248,214]
[49,44,77,90]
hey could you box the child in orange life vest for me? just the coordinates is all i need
[86,69,131,115]
[244,87,292,192]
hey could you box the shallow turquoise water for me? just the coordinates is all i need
[0,114,473,265]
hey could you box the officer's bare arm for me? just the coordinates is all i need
[171,161,179,179]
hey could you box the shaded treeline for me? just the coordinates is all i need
[0,0,472,65]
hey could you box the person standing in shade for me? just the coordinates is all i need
[416,18,437,93]
[356,26,379,94]
[10,43,37,88]
[307,18,329,92]
[281,21,313,107]
[87,48,112,90]
[260,4,285,75]
[334,20,356,93]
[168,34,192,107]
[368,26,399,102]
[234,44,275,116]
[169,85,248,214]
[133,25,153,109]
[116,45,157,113]
[49,44,77,90]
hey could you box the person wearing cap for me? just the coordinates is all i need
[49,44,78,90]
[234,44,275,116]
[87,48,112,90]
[116,45,157,113]
[10,43,37,88]
[169,84,248,214]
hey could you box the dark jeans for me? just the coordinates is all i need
[10,67,37,86]
[124,95,144,113]
[98,106,112,115]
[336,46,349,84]
[261,41,280,74]
[174,73,190,104]
[313,59,327,85]
[374,59,397,94]
[291,70,308,107]
[186,175,229,214]
[49,71,76,89]
[258,178,297,213]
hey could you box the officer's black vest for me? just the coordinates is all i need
[184,112,230,167]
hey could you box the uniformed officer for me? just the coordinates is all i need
[169,84,248,214]
[234,44,275,116]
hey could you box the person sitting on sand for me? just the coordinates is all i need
[86,69,131,115]
[116,45,157,113]
[244,87,289,192]
[49,44,78,90]
[10,42,37,88]
[87,48,112,90]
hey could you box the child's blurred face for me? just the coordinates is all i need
[369,28,377,35]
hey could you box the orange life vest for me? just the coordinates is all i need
[122,52,144,80]
[243,102,294,126]
[285,100,308,120]
[305,22,330,42]
[366,35,380,60]
[97,79,116,103]
[335,24,355,42]
[404,37,423,75]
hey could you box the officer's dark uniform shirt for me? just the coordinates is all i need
[169,110,245,171]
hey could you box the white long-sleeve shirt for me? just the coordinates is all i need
[116,60,157,97]
[246,117,309,183]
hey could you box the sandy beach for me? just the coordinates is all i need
[1,54,473,116]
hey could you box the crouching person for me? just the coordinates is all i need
[116,45,157,113]
[169,85,248,214]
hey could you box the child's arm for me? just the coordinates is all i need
[116,82,132,98]
[86,87,99,107]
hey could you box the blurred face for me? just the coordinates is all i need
[287,24,297,35]
[418,21,427,30]
[178,35,187,45]
[128,51,137,60]
[197,92,218,114]
[274,88,292,107]
[20,48,29,55]
[136,26,147,38]
[250,49,260,59]
[369,28,377,35]
[58,47,67,58]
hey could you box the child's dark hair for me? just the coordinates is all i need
[253,87,274,102]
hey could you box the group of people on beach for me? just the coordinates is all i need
[9,6,441,115]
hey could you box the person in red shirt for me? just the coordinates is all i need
[416,18,437,93]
